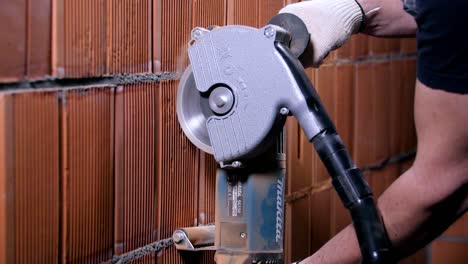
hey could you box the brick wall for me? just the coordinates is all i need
[0,0,465,263]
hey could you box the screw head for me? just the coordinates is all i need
[279,107,289,116]
[240,232,247,239]
[172,231,185,244]
[192,28,203,40]
[264,27,275,38]
[232,161,242,168]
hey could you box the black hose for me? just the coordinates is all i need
[312,130,393,264]
[273,40,393,263]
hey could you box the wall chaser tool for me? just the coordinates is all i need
[174,14,392,264]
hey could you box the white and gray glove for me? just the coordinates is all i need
[279,0,365,67]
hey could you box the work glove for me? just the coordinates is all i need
[279,0,365,67]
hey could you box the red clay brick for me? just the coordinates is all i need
[258,0,285,26]
[323,50,338,64]
[390,58,417,176]
[400,38,417,54]
[157,80,199,264]
[285,116,313,262]
[194,0,227,28]
[330,64,355,234]
[372,61,395,196]
[398,58,417,152]
[198,152,217,225]
[443,214,468,238]
[389,60,404,156]
[353,62,376,188]
[0,0,27,82]
[400,248,427,264]
[0,93,12,263]
[55,0,152,77]
[285,189,311,262]
[62,87,114,262]
[227,0,259,27]
[55,0,107,78]
[315,65,337,139]
[336,38,353,59]
[0,96,5,262]
[310,189,333,253]
[114,83,158,256]
[27,0,52,79]
[352,34,370,58]
[369,37,400,56]
[0,90,60,263]
[335,64,355,152]
[432,241,468,264]
[107,0,152,74]
[354,62,374,167]
[154,0,193,73]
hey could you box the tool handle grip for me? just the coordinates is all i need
[312,130,393,264]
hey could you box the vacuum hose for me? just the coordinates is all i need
[312,130,393,264]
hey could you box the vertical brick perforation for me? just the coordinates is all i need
[114,83,158,256]
[61,0,106,78]
[154,0,193,73]
[228,0,259,27]
[193,0,227,28]
[0,92,60,263]
[157,80,199,264]
[64,87,114,263]
[27,0,52,79]
[0,0,27,82]
[258,0,284,26]
[107,0,152,74]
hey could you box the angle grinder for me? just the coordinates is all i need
[175,14,392,264]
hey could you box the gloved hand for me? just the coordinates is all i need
[280,0,364,67]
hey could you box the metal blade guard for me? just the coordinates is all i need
[179,25,330,166]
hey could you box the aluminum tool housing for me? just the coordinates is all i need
[180,25,330,163]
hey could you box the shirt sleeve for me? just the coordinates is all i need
[415,0,468,94]
[402,0,418,16]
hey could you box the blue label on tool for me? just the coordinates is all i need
[227,181,243,217]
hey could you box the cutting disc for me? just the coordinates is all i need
[176,65,214,154]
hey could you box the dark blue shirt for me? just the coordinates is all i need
[407,0,468,94]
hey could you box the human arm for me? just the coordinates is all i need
[358,0,417,37]
[281,1,468,263]
[299,81,468,263]
[279,0,417,66]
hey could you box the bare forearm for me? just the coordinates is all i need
[375,166,467,259]
[298,80,468,264]
[358,0,417,37]
[301,165,467,264]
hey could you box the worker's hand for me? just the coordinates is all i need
[279,0,364,67]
